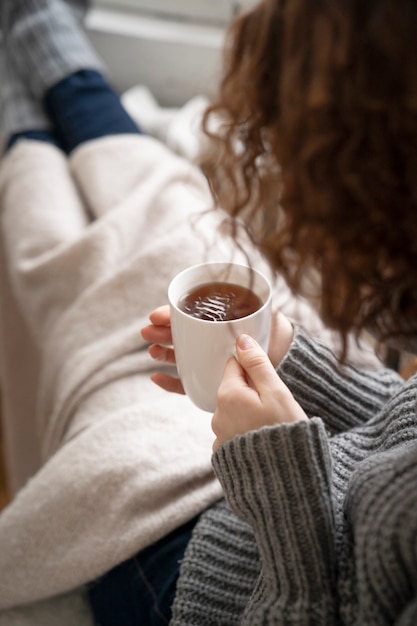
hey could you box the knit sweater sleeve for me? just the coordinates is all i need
[397,600,417,625]
[212,418,339,625]
[278,326,403,433]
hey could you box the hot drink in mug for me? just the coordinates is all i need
[168,262,272,412]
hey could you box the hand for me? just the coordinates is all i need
[140,305,185,394]
[212,334,308,451]
[267,309,295,368]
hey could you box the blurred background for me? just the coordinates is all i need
[88,0,256,106]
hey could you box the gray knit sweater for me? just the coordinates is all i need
[171,327,417,625]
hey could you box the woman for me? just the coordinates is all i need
[0,1,377,625]
[143,0,417,624]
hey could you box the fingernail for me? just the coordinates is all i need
[237,334,256,350]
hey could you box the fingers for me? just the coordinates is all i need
[235,334,283,397]
[212,437,220,453]
[212,356,258,447]
[220,353,248,388]
[148,343,176,365]
[141,305,172,344]
[142,306,184,395]
[141,325,172,345]
[267,310,294,368]
[216,353,258,403]
[148,305,170,325]
[151,372,185,395]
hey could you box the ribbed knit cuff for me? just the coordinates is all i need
[213,418,336,601]
[171,499,260,625]
[278,326,402,432]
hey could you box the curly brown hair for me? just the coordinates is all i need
[202,0,417,350]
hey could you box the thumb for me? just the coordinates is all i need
[235,334,279,395]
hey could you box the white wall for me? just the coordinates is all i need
[86,0,257,106]
[95,0,256,25]
[86,8,225,106]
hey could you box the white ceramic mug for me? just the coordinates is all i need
[168,262,272,412]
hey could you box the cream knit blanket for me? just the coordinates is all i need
[0,135,379,624]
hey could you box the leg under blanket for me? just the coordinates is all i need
[0,134,380,619]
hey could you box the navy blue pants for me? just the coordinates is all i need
[87,515,199,626]
[7,69,199,625]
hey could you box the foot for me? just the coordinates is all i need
[1,0,103,98]
[0,33,52,147]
